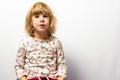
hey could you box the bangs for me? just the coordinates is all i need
[31,5,50,16]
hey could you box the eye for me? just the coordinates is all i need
[43,15,48,18]
[34,15,39,18]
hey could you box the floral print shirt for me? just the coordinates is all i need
[14,35,67,79]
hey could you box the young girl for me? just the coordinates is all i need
[14,2,67,80]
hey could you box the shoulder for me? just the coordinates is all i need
[19,35,32,46]
[51,35,61,42]
[51,35,63,45]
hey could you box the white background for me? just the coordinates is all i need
[0,0,120,80]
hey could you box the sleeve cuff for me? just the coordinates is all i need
[56,72,67,79]
[17,71,28,79]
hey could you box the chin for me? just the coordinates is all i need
[38,30,47,33]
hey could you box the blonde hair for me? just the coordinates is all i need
[25,2,57,37]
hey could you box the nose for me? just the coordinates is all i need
[40,16,44,22]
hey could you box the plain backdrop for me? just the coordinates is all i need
[0,0,120,80]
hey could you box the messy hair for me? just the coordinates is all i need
[25,2,57,37]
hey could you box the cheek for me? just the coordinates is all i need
[46,20,50,25]
[46,22,50,26]
[46,22,50,28]
[32,20,37,27]
[32,17,38,24]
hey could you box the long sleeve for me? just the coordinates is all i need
[56,40,67,79]
[14,40,28,79]
[14,35,67,79]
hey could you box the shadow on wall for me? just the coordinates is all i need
[67,55,86,80]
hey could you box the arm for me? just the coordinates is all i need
[14,40,28,80]
[56,40,67,80]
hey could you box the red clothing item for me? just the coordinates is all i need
[28,77,57,80]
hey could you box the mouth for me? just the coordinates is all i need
[39,24,45,26]
[38,24,46,29]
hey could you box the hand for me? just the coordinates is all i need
[57,76,63,80]
[20,76,27,80]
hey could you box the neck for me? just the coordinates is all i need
[33,32,50,40]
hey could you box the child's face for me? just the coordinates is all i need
[32,13,50,33]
